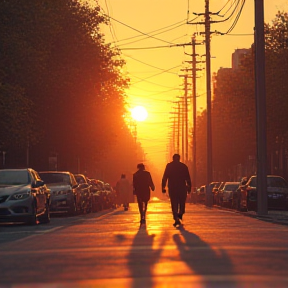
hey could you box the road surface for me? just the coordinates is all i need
[1,199,288,287]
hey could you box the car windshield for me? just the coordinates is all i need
[39,173,71,185]
[249,176,288,188]
[0,170,30,185]
[267,177,288,188]
[75,176,85,183]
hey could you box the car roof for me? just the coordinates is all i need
[0,168,31,172]
[39,171,71,174]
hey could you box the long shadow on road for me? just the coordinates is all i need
[127,225,162,288]
[173,225,236,287]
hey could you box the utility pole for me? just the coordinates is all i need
[184,74,189,164]
[192,36,198,189]
[205,0,213,206]
[179,73,190,164]
[181,99,185,159]
[255,0,267,215]
[185,36,203,189]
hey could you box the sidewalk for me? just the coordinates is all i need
[244,209,288,225]
[213,202,288,225]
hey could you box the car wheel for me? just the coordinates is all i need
[38,202,50,224]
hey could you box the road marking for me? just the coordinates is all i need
[1,226,64,244]
[0,227,63,235]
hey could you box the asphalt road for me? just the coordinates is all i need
[1,199,288,288]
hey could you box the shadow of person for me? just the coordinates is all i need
[127,225,162,288]
[173,225,236,287]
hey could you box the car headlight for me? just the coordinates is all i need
[10,191,32,200]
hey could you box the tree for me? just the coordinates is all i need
[0,0,137,176]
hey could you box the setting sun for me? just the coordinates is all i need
[131,106,148,122]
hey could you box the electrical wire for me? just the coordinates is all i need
[217,0,247,35]
[211,0,242,24]
[113,22,188,47]
[121,42,192,51]
[131,65,181,85]
[217,0,238,17]
[103,14,176,46]
[225,0,246,34]
[123,54,179,75]
[107,19,187,45]
[130,75,178,89]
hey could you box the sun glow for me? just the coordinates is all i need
[131,106,148,122]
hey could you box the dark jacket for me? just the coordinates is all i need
[133,170,155,201]
[162,160,191,194]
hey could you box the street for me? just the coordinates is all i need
[1,199,288,288]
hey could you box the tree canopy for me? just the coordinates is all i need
[0,0,139,182]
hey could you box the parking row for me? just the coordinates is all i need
[191,174,288,212]
[0,168,118,226]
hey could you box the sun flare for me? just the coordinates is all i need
[131,106,148,122]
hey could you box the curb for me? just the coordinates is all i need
[211,204,288,226]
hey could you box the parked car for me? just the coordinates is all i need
[74,174,93,214]
[96,180,110,209]
[39,171,82,216]
[196,185,206,204]
[218,182,239,208]
[213,181,226,206]
[87,178,104,212]
[238,175,288,211]
[210,182,221,204]
[0,168,50,225]
[231,177,248,210]
[104,183,117,209]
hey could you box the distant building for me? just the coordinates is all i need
[232,48,250,70]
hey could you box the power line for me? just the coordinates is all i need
[103,14,176,45]
[123,54,179,75]
[121,42,192,51]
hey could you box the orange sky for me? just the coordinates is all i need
[96,0,288,172]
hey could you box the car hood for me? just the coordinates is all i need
[0,184,31,195]
[45,183,72,191]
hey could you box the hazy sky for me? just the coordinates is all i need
[97,0,288,171]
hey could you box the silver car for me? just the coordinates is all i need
[0,168,51,225]
[39,171,82,216]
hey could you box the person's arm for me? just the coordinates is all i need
[185,166,192,193]
[161,164,169,192]
[132,174,136,195]
[148,172,155,191]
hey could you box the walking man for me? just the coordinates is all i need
[133,163,155,225]
[116,174,130,211]
[162,154,191,227]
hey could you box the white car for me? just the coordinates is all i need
[0,168,50,225]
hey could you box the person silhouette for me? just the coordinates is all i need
[133,163,155,225]
[162,154,191,227]
[116,174,130,211]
